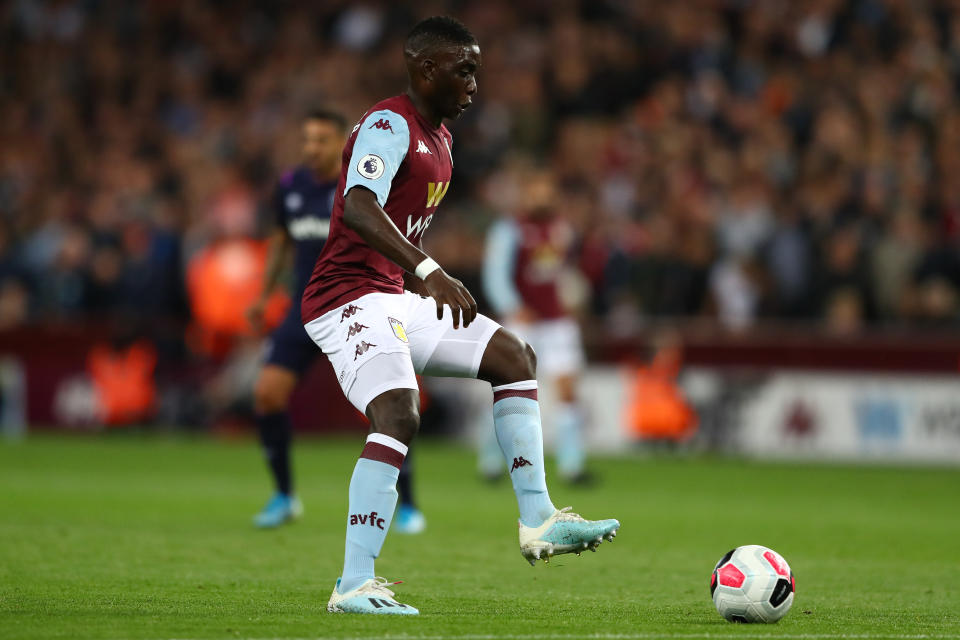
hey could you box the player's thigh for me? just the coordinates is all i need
[404,292,501,378]
[253,365,299,411]
[262,317,317,378]
[303,292,419,414]
[532,317,584,377]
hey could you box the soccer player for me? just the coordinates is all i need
[480,168,590,483]
[300,17,620,615]
[247,110,425,532]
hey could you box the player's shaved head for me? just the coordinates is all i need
[403,16,480,126]
[404,16,476,59]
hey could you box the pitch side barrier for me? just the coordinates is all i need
[582,322,960,463]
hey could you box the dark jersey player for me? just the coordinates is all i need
[300,17,620,615]
[247,110,425,532]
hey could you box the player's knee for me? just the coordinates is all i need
[502,333,537,380]
[521,340,538,377]
[366,389,420,445]
[253,378,289,414]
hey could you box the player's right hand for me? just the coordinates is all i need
[422,269,478,329]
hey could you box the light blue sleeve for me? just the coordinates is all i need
[482,219,522,315]
[343,109,410,207]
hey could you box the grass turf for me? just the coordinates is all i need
[0,433,958,639]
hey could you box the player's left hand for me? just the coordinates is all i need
[422,269,478,329]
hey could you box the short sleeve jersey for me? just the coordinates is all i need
[301,94,454,323]
[272,166,337,300]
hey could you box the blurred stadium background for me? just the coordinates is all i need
[2,0,960,465]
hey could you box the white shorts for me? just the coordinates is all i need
[304,291,501,414]
[505,317,584,377]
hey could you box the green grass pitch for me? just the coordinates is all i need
[1,433,959,639]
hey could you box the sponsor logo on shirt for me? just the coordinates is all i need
[357,154,385,180]
[405,213,434,239]
[285,192,303,211]
[288,216,330,240]
[416,139,432,154]
[368,118,395,134]
[426,181,450,207]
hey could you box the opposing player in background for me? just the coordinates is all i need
[300,16,619,615]
[480,169,590,483]
[247,110,425,532]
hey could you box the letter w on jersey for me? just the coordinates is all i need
[426,181,450,208]
[406,214,434,239]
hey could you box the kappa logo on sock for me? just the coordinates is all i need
[349,511,385,530]
[510,456,533,472]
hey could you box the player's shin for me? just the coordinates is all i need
[256,412,293,495]
[491,381,555,528]
[555,403,585,479]
[339,434,407,594]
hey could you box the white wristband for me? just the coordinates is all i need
[415,257,441,280]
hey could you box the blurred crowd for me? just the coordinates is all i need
[3,0,960,340]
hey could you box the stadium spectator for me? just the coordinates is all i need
[2,0,960,343]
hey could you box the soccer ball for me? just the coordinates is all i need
[709,545,795,623]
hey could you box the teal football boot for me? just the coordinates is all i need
[392,504,426,534]
[327,577,419,615]
[253,492,303,528]
[518,506,619,565]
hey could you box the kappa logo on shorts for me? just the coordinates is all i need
[354,341,377,360]
[340,305,363,322]
[510,456,533,472]
[388,317,408,343]
[345,322,369,341]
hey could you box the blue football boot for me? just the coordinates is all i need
[392,504,426,535]
[253,492,303,528]
[518,506,619,565]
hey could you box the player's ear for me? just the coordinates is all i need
[420,57,437,82]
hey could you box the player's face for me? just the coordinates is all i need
[432,44,481,120]
[302,119,344,177]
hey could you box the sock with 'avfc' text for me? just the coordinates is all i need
[339,433,406,593]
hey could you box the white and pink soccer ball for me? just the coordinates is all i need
[710,545,796,623]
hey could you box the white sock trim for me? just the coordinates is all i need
[366,432,409,456]
[492,380,538,392]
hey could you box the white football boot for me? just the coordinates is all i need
[519,506,620,566]
[326,577,419,615]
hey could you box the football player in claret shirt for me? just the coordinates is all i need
[246,110,425,531]
[300,16,620,615]
[481,168,590,483]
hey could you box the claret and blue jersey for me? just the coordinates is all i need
[301,94,455,323]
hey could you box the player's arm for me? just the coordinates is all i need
[344,187,476,328]
[342,109,476,328]
[403,239,431,297]
[248,194,294,332]
[482,218,533,323]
